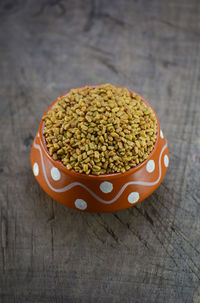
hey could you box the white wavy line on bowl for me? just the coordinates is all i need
[33,141,167,204]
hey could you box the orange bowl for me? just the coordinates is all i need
[30,85,169,212]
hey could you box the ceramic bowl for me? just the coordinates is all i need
[31,85,169,212]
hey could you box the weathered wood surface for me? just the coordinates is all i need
[0,0,200,302]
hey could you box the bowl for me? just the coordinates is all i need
[30,85,169,212]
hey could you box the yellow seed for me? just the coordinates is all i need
[52,153,58,160]
[104,151,109,158]
[82,152,87,159]
[85,115,92,122]
[135,141,140,148]
[53,128,59,135]
[134,146,139,154]
[66,132,72,138]
[49,146,55,155]
[110,132,119,137]
[76,148,81,155]
[53,143,60,150]
[87,150,93,155]
[94,151,99,158]
[57,148,64,155]
[43,84,157,175]
[83,164,88,172]
[77,155,82,162]
[81,124,88,131]
[113,156,119,161]
[99,135,104,143]
[93,165,101,171]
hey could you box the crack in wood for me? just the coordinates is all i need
[192,194,200,206]
[156,18,200,38]
[84,218,105,245]
[84,0,96,32]
[92,54,119,74]
[1,216,8,249]
[149,201,200,281]
[95,214,119,243]
[113,213,151,250]
[135,205,180,268]
[171,225,200,257]
[33,0,66,17]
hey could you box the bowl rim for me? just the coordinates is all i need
[39,84,160,180]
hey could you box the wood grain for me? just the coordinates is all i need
[0,0,200,302]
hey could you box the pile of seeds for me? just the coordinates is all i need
[43,84,157,175]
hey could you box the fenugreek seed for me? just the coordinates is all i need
[83,164,88,172]
[113,156,119,161]
[43,84,157,175]
[85,116,92,122]
[141,140,146,147]
[87,150,93,155]
[94,151,99,158]
[77,155,82,162]
[99,135,104,143]
[93,165,101,171]
[134,146,139,154]
[49,147,55,155]
[135,141,140,148]
[127,141,134,147]
[93,171,101,175]
[76,148,81,155]
[53,128,59,135]
[57,148,64,155]
[53,143,60,150]
[66,132,72,138]
[52,153,58,160]
[63,123,70,130]
[109,150,115,156]
[81,124,88,131]
[82,152,87,159]
[110,132,119,137]
[66,164,72,170]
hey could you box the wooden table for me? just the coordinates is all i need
[1,0,200,302]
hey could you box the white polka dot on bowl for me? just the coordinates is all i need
[75,199,87,210]
[33,162,39,176]
[164,154,169,167]
[100,181,113,193]
[51,167,61,181]
[146,160,155,173]
[128,192,140,204]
